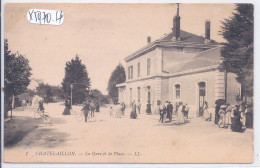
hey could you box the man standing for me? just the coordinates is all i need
[167,101,173,122]
[137,100,141,114]
[184,103,190,119]
[81,101,90,122]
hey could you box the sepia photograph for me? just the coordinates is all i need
[2,2,255,165]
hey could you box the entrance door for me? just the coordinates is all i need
[129,88,132,106]
[198,82,206,116]
[147,86,151,103]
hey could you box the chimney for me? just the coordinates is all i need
[205,20,210,40]
[147,36,151,44]
[172,3,181,41]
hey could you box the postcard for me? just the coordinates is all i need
[2,2,254,164]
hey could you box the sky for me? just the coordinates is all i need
[4,3,235,95]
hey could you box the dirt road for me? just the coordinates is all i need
[4,102,253,163]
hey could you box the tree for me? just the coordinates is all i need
[220,4,253,100]
[4,39,32,117]
[107,64,126,104]
[50,85,63,101]
[36,84,63,102]
[36,84,53,103]
[61,55,91,104]
[89,89,109,105]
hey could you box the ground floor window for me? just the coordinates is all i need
[147,86,151,103]
[137,87,140,101]
[198,82,206,116]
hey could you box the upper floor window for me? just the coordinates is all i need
[138,62,140,78]
[175,84,180,99]
[147,58,151,75]
[128,66,133,79]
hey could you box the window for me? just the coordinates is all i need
[199,82,206,97]
[137,87,140,101]
[147,86,151,102]
[128,66,133,79]
[198,82,206,116]
[130,88,132,104]
[138,62,140,78]
[128,67,130,79]
[175,84,180,99]
[147,58,151,75]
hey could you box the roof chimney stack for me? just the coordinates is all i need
[172,3,181,41]
[147,36,151,44]
[205,20,210,42]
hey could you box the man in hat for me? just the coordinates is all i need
[81,101,90,122]
[167,101,173,122]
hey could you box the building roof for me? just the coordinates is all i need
[125,30,220,62]
[166,46,223,74]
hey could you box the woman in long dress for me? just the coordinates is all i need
[62,100,71,115]
[130,101,137,119]
[231,105,243,132]
[225,104,232,126]
[239,102,246,127]
[146,101,152,115]
[203,101,211,121]
[218,105,226,128]
[176,102,185,125]
[215,104,221,125]
[245,104,253,128]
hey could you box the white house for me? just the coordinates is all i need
[116,5,241,118]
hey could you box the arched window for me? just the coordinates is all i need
[137,87,140,101]
[198,82,206,116]
[175,84,180,99]
[199,82,206,97]
[147,86,151,102]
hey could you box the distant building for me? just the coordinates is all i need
[116,5,241,118]
[28,78,44,91]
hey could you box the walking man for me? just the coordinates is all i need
[81,101,90,122]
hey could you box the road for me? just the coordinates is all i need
[4,102,253,163]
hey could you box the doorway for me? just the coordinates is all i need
[198,82,206,117]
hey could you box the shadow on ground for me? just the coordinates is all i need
[5,116,68,148]
[19,128,68,148]
[152,119,192,127]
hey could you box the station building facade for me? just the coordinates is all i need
[116,10,241,118]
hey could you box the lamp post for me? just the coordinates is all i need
[70,84,73,108]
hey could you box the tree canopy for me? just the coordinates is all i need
[4,39,32,117]
[89,89,109,105]
[107,64,126,104]
[220,4,253,98]
[61,55,91,104]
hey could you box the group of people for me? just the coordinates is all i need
[80,100,98,122]
[202,100,253,132]
[158,101,189,125]
[61,99,99,123]
[128,99,189,125]
[109,102,126,118]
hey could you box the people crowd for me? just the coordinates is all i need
[60,96,253,134]
[204,99,253,132]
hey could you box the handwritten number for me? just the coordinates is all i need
[56,11,63,24]
[28,9,63,25]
